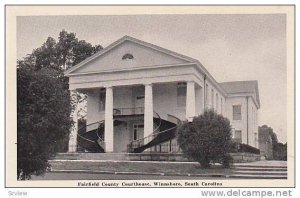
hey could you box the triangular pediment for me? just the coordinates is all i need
[65,36,195,75]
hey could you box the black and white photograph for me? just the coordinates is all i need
[5,5,295,188]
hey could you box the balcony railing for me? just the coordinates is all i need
[113,107,144,116]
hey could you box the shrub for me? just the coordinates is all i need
[177,109,232,168]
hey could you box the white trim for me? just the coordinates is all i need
[69,74,202,90]
[64,35,194,75]
[226,93,260,109]
[66,62,197,77]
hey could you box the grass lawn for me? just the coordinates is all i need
[50,160,232,175]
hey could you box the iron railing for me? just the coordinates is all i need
[127,111,162,152]
[127,114,182,153]
[149,141,182,153]
[113,107,144,116]
[77,120,105,152]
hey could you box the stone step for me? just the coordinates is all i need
[233,164,287,169]
[54,153,80,160]
[55,153,129,160]
[233,167,287,172]
[232,170,287,176]
[228,174,287,179]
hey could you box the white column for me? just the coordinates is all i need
[144,83,154,138]
[105,86,114,152]
[186,81,196,122]
[68,90,78,152]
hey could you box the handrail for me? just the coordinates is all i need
[167,114,182,125]
[113,107,144,116]
[130,125,177,145]
[78,120,104,134]
[77,133,97,143]
[77,120,105,145]
[128,111,162,144]
[153,111,162,134]
[96,125,105,143]
[128,113,181,152]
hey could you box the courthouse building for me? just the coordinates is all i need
[64,36,260,153]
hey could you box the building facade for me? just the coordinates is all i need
[65,36,260,153]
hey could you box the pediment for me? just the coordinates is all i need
[65,36,194,75]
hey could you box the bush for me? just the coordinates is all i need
[177,109,232,168]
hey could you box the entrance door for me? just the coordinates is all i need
[133,124,144,141]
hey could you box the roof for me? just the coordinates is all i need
[219,81,260,108]
[64,35,197,75]
[64,35,228,96]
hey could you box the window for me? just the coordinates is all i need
[233,105,242,120]
[122,53,134,60]
[99,88,106,111]
[234,130,242,143]
[216,93,219,112]
[177,82,186,107]
[211,89,214,109]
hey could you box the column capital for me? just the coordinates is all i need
[105,86,113,89]
[144,83,153,86]
[186,80,195,84]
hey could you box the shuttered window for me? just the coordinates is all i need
[233,105,242,120]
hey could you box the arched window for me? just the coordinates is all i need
[122,53,134,60]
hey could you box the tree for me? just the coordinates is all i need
[259,125,287,161]
[273,142,287,161]
[17,30,103,179]
[177,109,232,168]
[17,66,72,180]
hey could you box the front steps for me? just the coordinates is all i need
[55,153,129,161]
[54,152,189,161]
[230,163,287,179]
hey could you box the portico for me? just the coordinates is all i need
[68,80,202,153]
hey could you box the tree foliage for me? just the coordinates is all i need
[177,109,233,168]
[17,66,72,180]
[259,125,287,161]
[17,30,102,180]
[273,142,287,161]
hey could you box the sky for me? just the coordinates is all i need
[17,14,287,142]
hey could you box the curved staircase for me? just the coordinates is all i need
[127,115,181,153]
[77,121,105,153]
[77,111,181,154]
